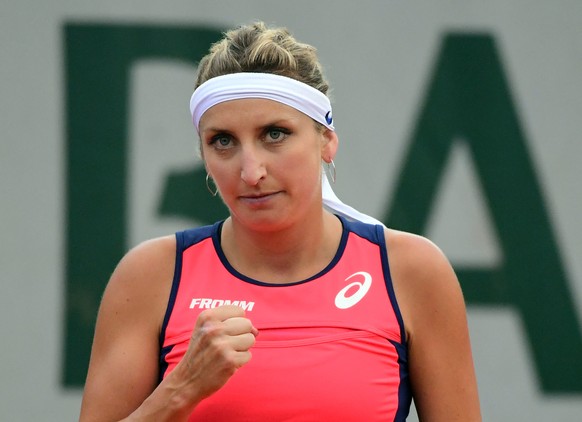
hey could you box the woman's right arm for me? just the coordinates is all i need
[79,236,258,422]
[78,236,178,421]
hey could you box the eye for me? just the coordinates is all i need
[265,128,290,142]
[209,134,233,149]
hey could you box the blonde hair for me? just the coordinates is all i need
[195,22,330,96]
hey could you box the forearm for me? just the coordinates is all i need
[123,369,203,422]
[80,367,204,422]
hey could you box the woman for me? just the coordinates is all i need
[79,22,481,421]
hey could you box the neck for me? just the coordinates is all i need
[221,211,342,284]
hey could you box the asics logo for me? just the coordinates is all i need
[335,271,372,309]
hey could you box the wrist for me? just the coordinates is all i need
[128,369,203,421]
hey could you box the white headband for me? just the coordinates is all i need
[189,72,334,132]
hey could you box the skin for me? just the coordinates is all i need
[79,98,481,421]
[388,230,481,420]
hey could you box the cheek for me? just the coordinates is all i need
[283,148,322,185]
[204,155,234,189]
[208,161,235,183]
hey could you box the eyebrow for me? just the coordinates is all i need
[201,117,298,135]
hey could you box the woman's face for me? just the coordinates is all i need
[199,98,337,231]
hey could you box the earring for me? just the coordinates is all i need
[325,159,337,184]
[206,173,218,196]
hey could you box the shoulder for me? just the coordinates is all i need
[101,235,177,330]
[115,234,176,273]
[384,228,452,282]
[383,228,464,341]
[110,235,176,289]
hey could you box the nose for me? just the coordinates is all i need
[240,146,266,186]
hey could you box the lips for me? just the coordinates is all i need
[239,191,281,204]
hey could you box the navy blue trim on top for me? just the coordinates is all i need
[157,223,218,384]
[389,339,412,421]
[157,344,174,384]
[339,216,382,242]
[210,216,350,287]
[376,224,408,346]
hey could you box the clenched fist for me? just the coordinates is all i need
[172,305,259,403]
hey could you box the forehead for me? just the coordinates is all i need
[199,98,311,130]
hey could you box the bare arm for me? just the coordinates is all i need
[79,236,176,421]
[387,230,481,421]
[79,236,258,421]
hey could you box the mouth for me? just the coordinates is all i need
[239,191,281,204]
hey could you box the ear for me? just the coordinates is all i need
[321,129,339,163]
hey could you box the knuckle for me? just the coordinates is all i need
[198,323,221,344]
[196,309,213,325]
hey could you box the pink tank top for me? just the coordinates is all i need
[159,217,411,421]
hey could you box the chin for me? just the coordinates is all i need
[233,211,294,232]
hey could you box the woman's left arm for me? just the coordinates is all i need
[386,230,481,421]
